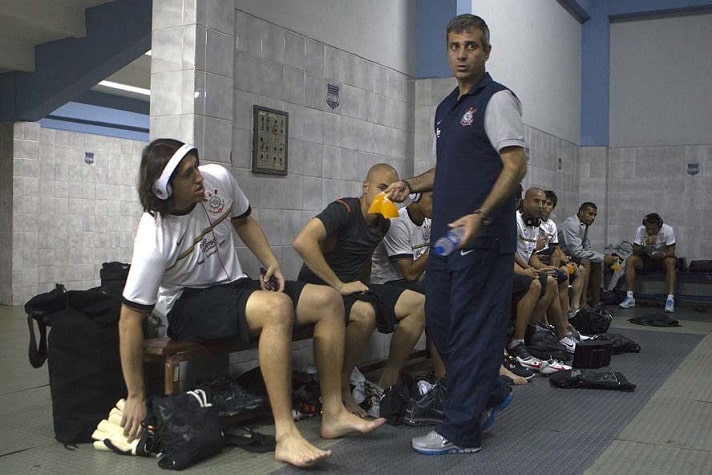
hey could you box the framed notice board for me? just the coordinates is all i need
[252,105,288,176]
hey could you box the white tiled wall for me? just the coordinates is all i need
[4,122,145,305]
[602,145,712,262]
[230,9,415,285]
[0,123,14,304]
[226,9,418,369]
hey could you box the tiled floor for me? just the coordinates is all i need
[1,301,711,474]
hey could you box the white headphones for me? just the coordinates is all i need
[152,143,196,200]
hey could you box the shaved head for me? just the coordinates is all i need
[524,187,545,200]
[365,163,398,183]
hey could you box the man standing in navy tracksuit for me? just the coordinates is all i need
[387,14,526,454]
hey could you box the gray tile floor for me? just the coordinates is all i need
[1,301,711,474]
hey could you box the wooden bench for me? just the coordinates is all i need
[143,325,315,395]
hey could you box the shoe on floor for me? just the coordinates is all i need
[539,359,572,375]
[502,353,536,379]
[411,431,481,455]
[559,335,577,354]
[619,296,636,309]
[481,392,513,432]
[404,379,446,426]
[665,297,675,313]
[507,342,542,371]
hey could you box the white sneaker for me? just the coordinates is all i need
[367,396,381,418]
[559,335,577,354]
[350,367,367,404]
[540,359,572,375]
[411,431,481,455]
[619,296,636,309]
[508,342,542,370]
[665,298,675,313]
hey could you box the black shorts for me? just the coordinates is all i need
[640,255,676,273]
[343,283,405,334]
[383,279,425,295]
[167,278,306,345]
[536,272,548,297]
[552,268,569,284]
[512,274,533,300]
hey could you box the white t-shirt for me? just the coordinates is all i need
[515,210,539,263]
[371,207,431,285]
[537,218,559,253]
[122,164,250,318]
[634,223,676,255]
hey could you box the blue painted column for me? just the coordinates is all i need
[415,0,457,78]
[580,2,609,146]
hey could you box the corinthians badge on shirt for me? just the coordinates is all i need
[460,107,477,126]
[206,189,225,214]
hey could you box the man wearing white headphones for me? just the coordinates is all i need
[619,213,677,312]
[119,139,384,468]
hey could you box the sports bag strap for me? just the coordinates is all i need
[25,283,67,368]
[186,389,211,407]
[27,313,48,368]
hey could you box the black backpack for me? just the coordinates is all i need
[590,333,641,354]
[152,390,224,470]
[26,284,126,446]
[379,373,417,425]
[549,369,636,392]
[524,322,569,361]
[569,304,613,335]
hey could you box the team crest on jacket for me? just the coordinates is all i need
[460,107,477,126]
[206,189,225,214]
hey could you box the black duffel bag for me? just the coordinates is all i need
[525,322,569,361]
[569,303,613,335]
[688,260,712,273]
[25,285,126,446]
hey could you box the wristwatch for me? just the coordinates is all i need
[473,209,492,226]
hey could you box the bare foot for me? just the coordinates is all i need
[500,364,528,385]
[320,407,386,439]
[274,432,331,468]
[342,390,367,417]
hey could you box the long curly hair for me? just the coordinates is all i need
[138,138,200,217]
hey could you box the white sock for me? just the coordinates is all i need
[508,339,524,349]
[667,294,674,301]
[627,291,634,298]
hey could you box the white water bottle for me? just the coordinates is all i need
[433,227,466,256]
[397,192,422,209]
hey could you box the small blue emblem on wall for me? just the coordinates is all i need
[326,83,340,109]
[687,163,700,176]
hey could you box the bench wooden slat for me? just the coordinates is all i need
[143,325,314,395]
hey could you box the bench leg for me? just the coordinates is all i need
[164,357,181,395]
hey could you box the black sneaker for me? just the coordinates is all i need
[502,351,536,379]
[507,342,543,371]
[196,378,265,416]
[404,379,446,426]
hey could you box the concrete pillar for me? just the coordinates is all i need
[150,0,235,163]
